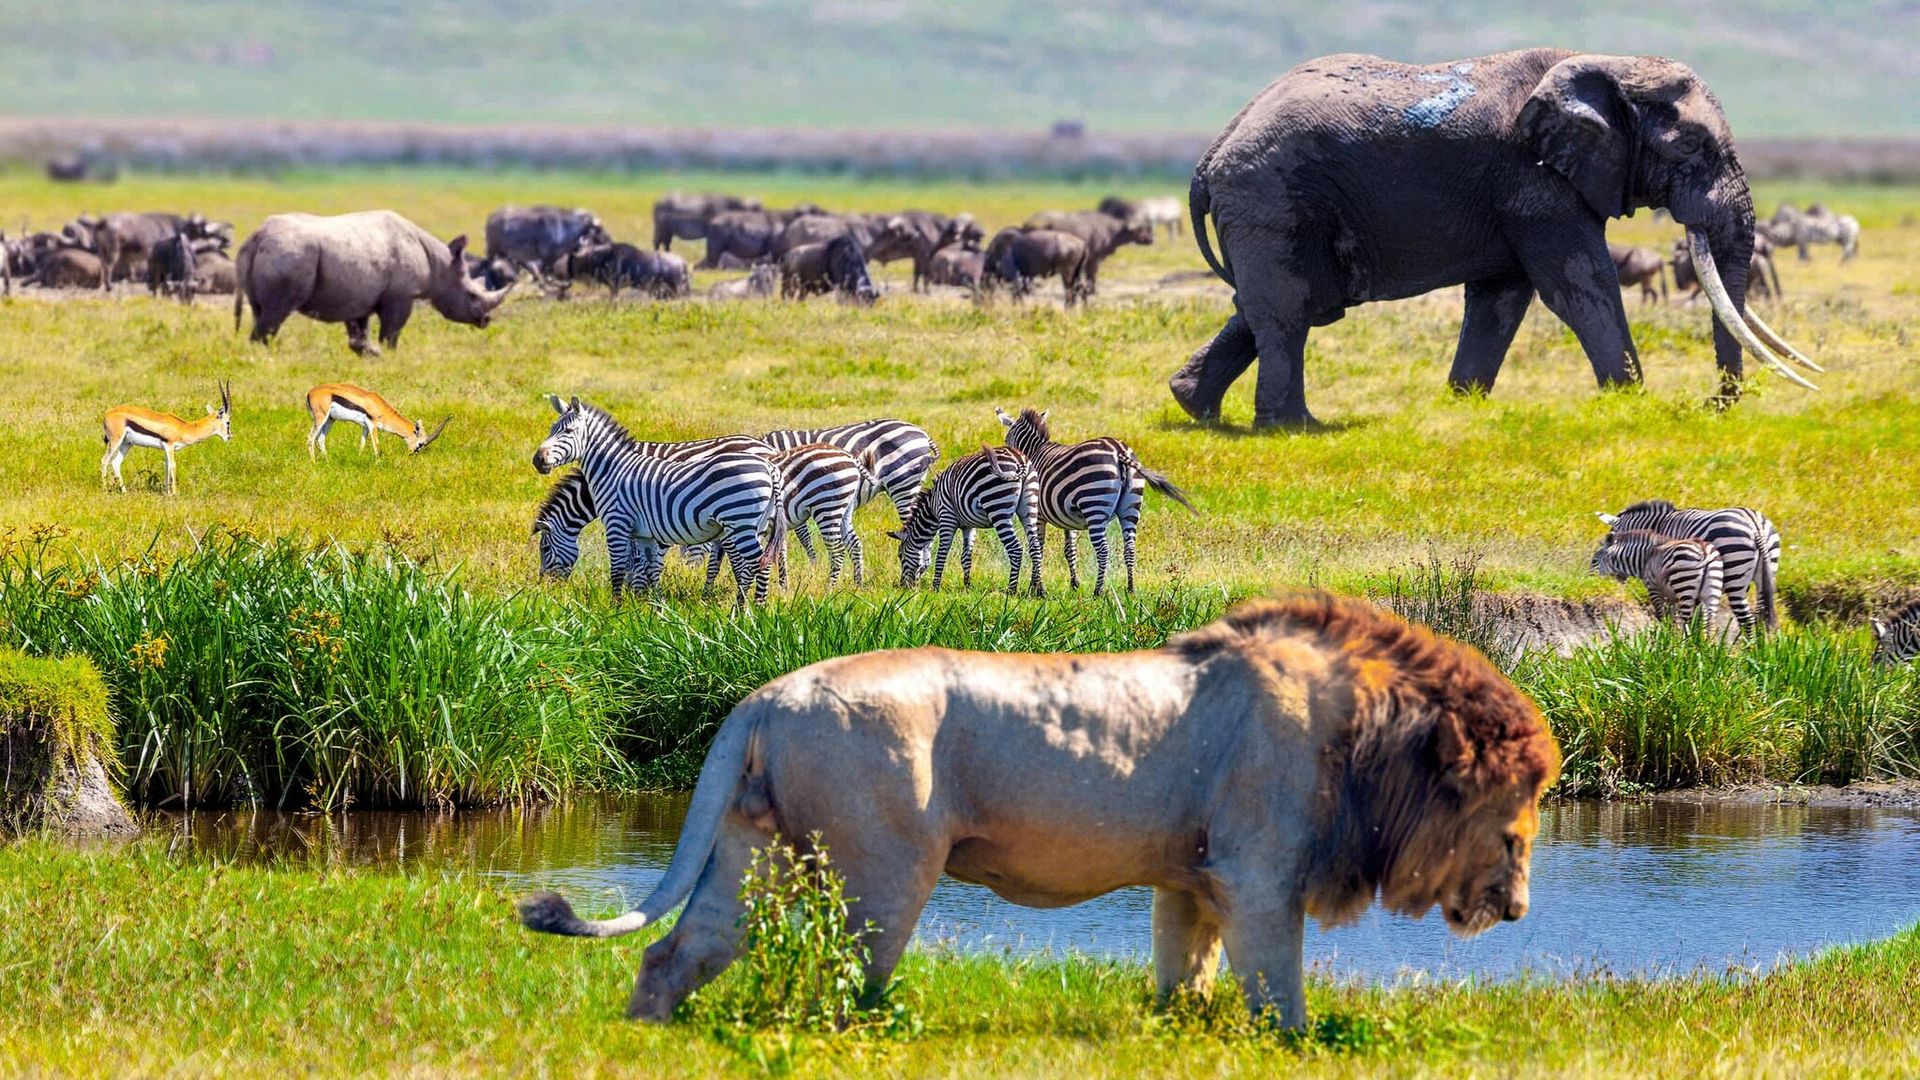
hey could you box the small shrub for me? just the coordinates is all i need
[697,834,909,1035]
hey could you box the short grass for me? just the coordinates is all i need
[2,170,1918,611]
[1,841,1916,1077]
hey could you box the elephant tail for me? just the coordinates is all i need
[1189,171,1235,289]
[517,705,763,940]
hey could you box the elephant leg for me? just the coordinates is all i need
[1515,235,1639,387]
[1152,888,1223,1002]
[1168,313,1257,423]
[627,814,769,1021]
[1448,272,1535,395]
[1246,315,1314,429]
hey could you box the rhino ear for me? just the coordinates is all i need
[447,234,469,260]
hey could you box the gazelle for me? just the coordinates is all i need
[305,383,450,458]
[101,381,232,495]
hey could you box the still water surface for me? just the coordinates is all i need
[161,795,1920,981]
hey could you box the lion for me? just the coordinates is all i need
[518,593,1560,1027]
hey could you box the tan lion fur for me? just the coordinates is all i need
[520,592,1559,1028]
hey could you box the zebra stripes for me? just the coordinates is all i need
[531,432,776,581]
[1591,530,1725,628]
[770,442,881,587]
[1599,500,1781,631]
[1871,600,1920,665]
[762,417,940,526]
[997,406,1194,595]
[890,445,1039,595]
[533,396,783,605]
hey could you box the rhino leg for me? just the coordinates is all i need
[345,318,380,357]
[376,298,412,351]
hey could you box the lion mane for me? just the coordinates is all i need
[1168,592,1561,927]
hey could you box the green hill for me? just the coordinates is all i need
[3,0,1916,136]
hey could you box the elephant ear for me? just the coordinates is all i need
[1518,57,1642,220]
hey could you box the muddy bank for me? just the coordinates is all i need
[1655,779,1920,809]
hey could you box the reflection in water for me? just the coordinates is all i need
[157,796,1920,981]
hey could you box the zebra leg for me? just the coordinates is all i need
[931,527,956,590]
[1122,518,1138,594]
[994,518,1024,596]
[704,544,725,595]
[1062,531,1081,591]
[820,515,846,588]
[721,529,763,607]
[847,519,865,586]
[1724,588,1755,634]
[794,518,820,564]
[960,528,975,588]
[632,540,666,593]
[1029,523,1048,598]
[1088,521,1112,596]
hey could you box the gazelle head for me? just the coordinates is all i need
[533,394,585,475]
[406,415,452,454]
[206,381,233,441]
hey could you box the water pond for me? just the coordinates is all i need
[159,794,1920,981]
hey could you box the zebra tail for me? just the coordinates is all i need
[1754,541,1779,631]
[758,500,788,573]
[1129,450,1197,514]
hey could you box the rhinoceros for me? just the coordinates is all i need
[235,210,511,355]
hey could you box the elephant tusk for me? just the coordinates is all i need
[1688,229,1818,391]
[1741,305,1825,374]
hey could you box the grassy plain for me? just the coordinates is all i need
[1,842,1916,1078]
[2,170,1917,611]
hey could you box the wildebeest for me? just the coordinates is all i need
[926,244,985,289]
[698,206,825,269]
[779,236,877,304]
[982,227,1088,307]
[147,234,200,302]
[652,193,761,251]
[192,248,237,295]
[864,211,961,292]
[484,206,607,284]
[94,212,229,291]
[557,242,691,300]
[1608,243,1668,304]
[464,252,520,290]
[24,247,106,289]
[708,263,778,302]
[772,213,887,260]
[1023,210,1152,295]
[235,211,512,354]
[46,155,116,183]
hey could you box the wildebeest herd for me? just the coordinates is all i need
[1606,202,1858,307]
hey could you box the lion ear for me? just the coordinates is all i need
[1435,712,1477,779]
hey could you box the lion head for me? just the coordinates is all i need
[1178,594,1560,936]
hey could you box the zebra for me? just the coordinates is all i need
[996,406,1196,595]
[761,418,940,539]
[1870,599,1920,665]
[530,433,778,583]
[769,442,882,587]
[889,445,1039,595]
[532,395,784,605]
[1597,500,1781,632]
[1590,530,1725,628]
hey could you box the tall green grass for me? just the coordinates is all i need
[2,533,1914,807]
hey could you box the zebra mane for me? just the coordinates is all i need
[1619,498,1677,516]
[574,401,647,455]
[1017,407,1051,441]
[1886,597,1920,623]
[534,470,584,524]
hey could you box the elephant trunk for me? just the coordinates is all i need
[1673,170,1820,397]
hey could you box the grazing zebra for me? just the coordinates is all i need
[533,396,784,605]
[770,442,882,587]
[890,446,1039,595]
[996,406,1196,595]
[761,418,940,534]
[1590,530,1725,628]
[1870,600,1920,665]
[1598,500,1781,631]
[531,433,778,583]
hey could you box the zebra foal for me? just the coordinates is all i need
[1591,529,1725,628]
[890,446,1039,595]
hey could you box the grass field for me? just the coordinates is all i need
[2,841,1917,1077]
[2,170,1917,611]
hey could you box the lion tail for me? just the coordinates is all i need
[517,707,762,940]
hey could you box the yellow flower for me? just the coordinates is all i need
[130,633,170,671]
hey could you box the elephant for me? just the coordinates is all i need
[1169,49,1823,429]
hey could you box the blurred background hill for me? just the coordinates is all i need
[4,0,1918,136]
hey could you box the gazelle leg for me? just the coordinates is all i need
[162,446,177,496]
